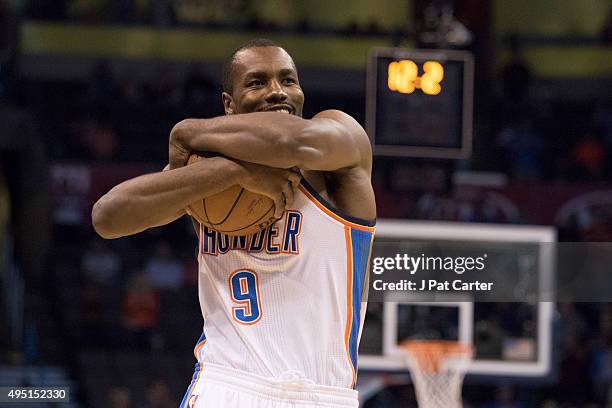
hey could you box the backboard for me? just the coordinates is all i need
[359,220,556,378]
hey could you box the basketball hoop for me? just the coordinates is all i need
[399,340,473,408]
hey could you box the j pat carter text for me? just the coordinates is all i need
[372,253,487,275]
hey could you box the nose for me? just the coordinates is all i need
[265,80,287,102]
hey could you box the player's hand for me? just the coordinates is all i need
[239,162,302,219]
[168,137,191,170]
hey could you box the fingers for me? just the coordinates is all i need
[282,182,295,210]
[168,142,190,170]
[241,166,301,219]
[273,193,285,219]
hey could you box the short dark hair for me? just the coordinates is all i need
[222,38,284,94]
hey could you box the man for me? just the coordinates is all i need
[93,39,376,408]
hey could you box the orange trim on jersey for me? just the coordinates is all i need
[228,269,263,325]
[344,226,357,388]
[193,339,207,359]
[298,184,375,232]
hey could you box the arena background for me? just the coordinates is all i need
[2,0,612,407]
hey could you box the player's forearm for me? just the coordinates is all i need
[170,113,315,169]
[92,157,245,239]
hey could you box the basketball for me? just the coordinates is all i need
[184,154,277,236]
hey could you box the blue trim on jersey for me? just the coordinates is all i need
[179,362,201,408]
[348,228,374,376]
[195,331,206,346]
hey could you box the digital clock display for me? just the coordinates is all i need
[387,60,444,95]
[366,48,474,159]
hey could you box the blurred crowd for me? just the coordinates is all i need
[45,202,202,406]
[491,41,612,184]
[104,378,176,408]
[17,53,612,187]
[24,0,406,36]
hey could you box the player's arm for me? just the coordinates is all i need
[92,157,240,239]
[92,157,299,239]
[169,109,371,172]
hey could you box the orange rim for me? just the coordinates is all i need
[399,340,473,373]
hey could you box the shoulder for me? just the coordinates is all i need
[309,111,376,219]
[312,110,366,137]
[312,110,372,158]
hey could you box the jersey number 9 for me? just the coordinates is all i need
[229,270,262,325]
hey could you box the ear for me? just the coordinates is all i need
[222,92,235,115]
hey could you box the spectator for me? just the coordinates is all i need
[558,303,588,348]
[85,59,118,113]
[144,241,184,290]
[144,378,175,408]
[27,0,67,20]
[108,386,132,408]
[120,75,144,106]
[81,239,122,286]
[501,37,531,103]
[0,0,20,100]
[593,103,612,160]
[496,117,544,181]
[114,0,136,24]
[121,271,160,348]
[556,332,593,406]
[151,0,175,27]
[600,304,612,339]
[591,334,612,404]
[497,36,535,130]
[183,258,198,288]
[81,120,120,161]
[539,400,559,408]
[80,281,107,347]
[601,6,612,43]
[570,133,606,181]
[182,64,217,116]
[153,66,182,107]
[0,166,9,269]
[0,104,50,282]
[485,386,525,408]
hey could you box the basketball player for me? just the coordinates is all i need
[92,39,376,407]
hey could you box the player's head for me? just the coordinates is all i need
[222,39,304,117]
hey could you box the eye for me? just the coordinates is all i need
[283,77,296,85]
[248,79,264,87]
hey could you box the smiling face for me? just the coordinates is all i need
[222,46,304,117]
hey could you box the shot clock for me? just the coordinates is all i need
[366,48,474,159]
[387,60,444,95]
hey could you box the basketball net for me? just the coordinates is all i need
[399,340,473,408]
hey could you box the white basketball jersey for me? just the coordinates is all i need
[193,179,375,389]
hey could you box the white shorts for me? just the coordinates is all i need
[180,363,359,408]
